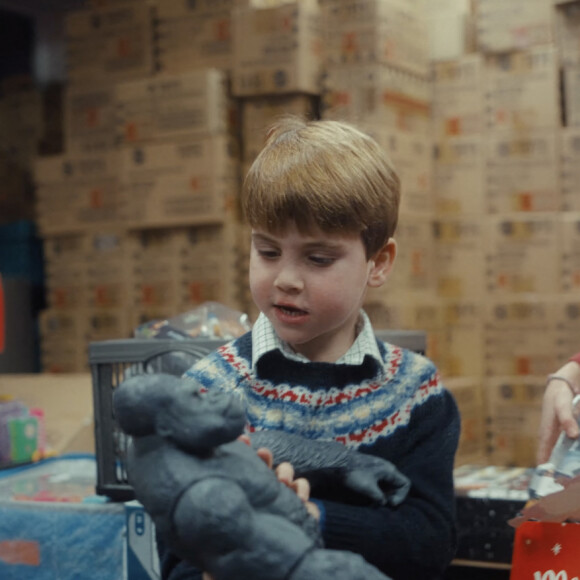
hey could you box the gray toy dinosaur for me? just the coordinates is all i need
[113,373,409,580]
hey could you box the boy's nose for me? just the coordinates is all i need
[274,264,304,292]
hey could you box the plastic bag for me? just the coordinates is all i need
[134,301,251,341]
[130,302,252,377]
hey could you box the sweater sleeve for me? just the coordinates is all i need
[315,387,460,580]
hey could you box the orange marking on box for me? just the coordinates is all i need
[0,540,40,566]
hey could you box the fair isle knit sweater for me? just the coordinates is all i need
[159,329,460,580]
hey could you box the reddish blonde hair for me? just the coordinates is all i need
[242,116,400,258]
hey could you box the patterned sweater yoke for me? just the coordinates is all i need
[184,331,443,448]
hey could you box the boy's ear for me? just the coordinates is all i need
[368,238,397,288]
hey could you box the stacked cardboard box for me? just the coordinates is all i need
[426,0,475,63]
[40,230,136,371]
[34,152,127,236]
[120,136,239,228]
[25,0,580,471]
[154,0,246,74]
[114,68,234,146]
[129,224,246,318]
[33,1,259,371]
[475,0,554,54]
[560,212,580,293]
[64,2,155,87]
[233,0,323,189]
[424,0,580,466]
[439,301,485,379]
[319,0,429,76]
[0,153,34,225]
[560,128,580,211]
[231,0,322,97]
[485,376,546,466]
[445,377,488,465]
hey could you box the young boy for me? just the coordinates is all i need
[160,117,460,580]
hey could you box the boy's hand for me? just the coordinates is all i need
[201,443,320,580]
[239,434,320,520]
[274,461,320,520]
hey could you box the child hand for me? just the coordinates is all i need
[537,362,580,464]
[274,461,320,521]
[238,434,320,520]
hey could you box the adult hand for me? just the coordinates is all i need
[537,362,580,464]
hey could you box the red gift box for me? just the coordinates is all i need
[511,521,580,580]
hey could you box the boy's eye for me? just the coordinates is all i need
[257,248,279,259]
[309,255,335,266]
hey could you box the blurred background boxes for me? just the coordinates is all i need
[432,55,485,139]
[0,0,580,472]
[485,131,560,214]
[439,300,485,379]
[485,375,545,467]
[434,137,486,215]
[115,68,233,146]
[484,46,561,132]
[484,298,560,377]
[121,137,238,228]
[560,128,580,210]
[434,217,486,299]
[322,64,432,135]
[485,214,561,295]
[319,0,429,76]
[34,152,126,236]
[231,0,322,96]
[475,0,554,53]
[63,85,118,154]
[64,2,155,86]
[446,377,487,465]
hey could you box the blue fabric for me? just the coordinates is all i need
[0,501,124,580]
[0,454,124,579]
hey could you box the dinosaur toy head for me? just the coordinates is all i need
[113,373,247,453]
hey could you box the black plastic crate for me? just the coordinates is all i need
[89,338,227,501]
[89,330,426,502]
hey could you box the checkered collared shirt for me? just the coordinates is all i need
[251,310,382,368]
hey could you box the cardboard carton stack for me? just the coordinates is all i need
[64,2,156,87]
[426,0,580,466]
[232,0,322,98]
[35,0,252,372]
[154,0,244,75]
[20,0,580,468]
[316,0,442,404]
[234,0,322,172]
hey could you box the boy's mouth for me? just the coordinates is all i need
[274,304,307,317]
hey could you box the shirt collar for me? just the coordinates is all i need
[251,310,382,367]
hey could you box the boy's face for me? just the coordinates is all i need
[249,223,395,363]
